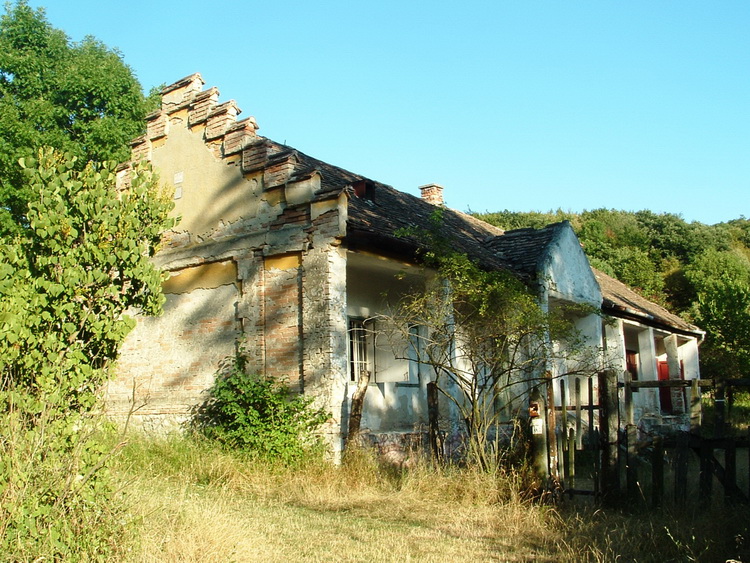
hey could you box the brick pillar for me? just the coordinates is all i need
[263,252,303,389]
[301,215,349,460]
[238,252,265,375]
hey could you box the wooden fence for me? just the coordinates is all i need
[540,371,750,506]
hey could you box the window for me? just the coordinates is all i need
[407,324,427,383]
[349,318,372,382]
[348,317,415,384]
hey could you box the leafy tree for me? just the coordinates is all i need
[692,279,750,381]
[0,1,156,234]
[684,249,750,380]
[476,209,579,232]
[0,149,174,557]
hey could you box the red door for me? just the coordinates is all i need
[657,361,672,413]
[658,360,686,414]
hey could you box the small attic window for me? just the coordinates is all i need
[351,179,372,199]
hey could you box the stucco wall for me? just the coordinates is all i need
[542,225,602,307]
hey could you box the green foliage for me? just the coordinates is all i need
[475,209,580,232]
[0,149,174,558]
[1,149,174,410]
[189,352,330,466]
[685,251,750,379]
[0,1,158,234]
[0,404,126,559]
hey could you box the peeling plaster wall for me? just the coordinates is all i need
[108,282,239,431]
[152,125,262,241]
[302,243,348,459]
[111,75,349,442]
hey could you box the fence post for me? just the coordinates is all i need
[558,379,567,483]
[725,438,737,505]
[652,436,664,509]
[699,438,713,507]
[624,370,638,505]
[714,380,726,439]
[575,378,583,450]
[599,369,620,504]
[675,431,689,506]
[546,372,560,486]
[529,386,548,485]
[567,427,576,492]
[690,378,701,432]
[587,377,595,445]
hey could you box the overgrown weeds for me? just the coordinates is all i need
[110,434,750,561]
[0,405,128,560]
[187,350,329,466]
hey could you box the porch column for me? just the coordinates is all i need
[301,242,348,460]
[664,334,686,413]
[637,328,660,413]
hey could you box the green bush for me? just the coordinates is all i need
[0,406,125,560]
[189,352,330,465]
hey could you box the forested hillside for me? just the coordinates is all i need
[475,209,750,380]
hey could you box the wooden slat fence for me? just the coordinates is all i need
[544,372,750,507]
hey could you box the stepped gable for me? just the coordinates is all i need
[594,268,703,337]
[124,73,511,258]
[128,73,258,166]
[127,73,375,200]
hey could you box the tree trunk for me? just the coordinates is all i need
[427,381,443,463]
[347,370,371,449]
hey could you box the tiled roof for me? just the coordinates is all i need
[594,268,703,337]
[345,180,507,269]
[483,223,566,280]
[287,143,700,336]
[155,76,697,336]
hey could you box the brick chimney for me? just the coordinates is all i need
[419,183,444,206]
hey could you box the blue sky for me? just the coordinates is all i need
[28,1,749,225]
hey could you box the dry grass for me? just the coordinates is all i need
[111,435,750,562]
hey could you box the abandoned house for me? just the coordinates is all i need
[107,73,704,458]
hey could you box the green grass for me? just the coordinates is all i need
[108,434,750,562]
[700,389,750,436]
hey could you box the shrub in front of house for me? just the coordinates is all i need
[188,352,329,465]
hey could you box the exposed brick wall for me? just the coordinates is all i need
[237,252,265,376]
[263,253,303,389]
[301,209,349,459]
